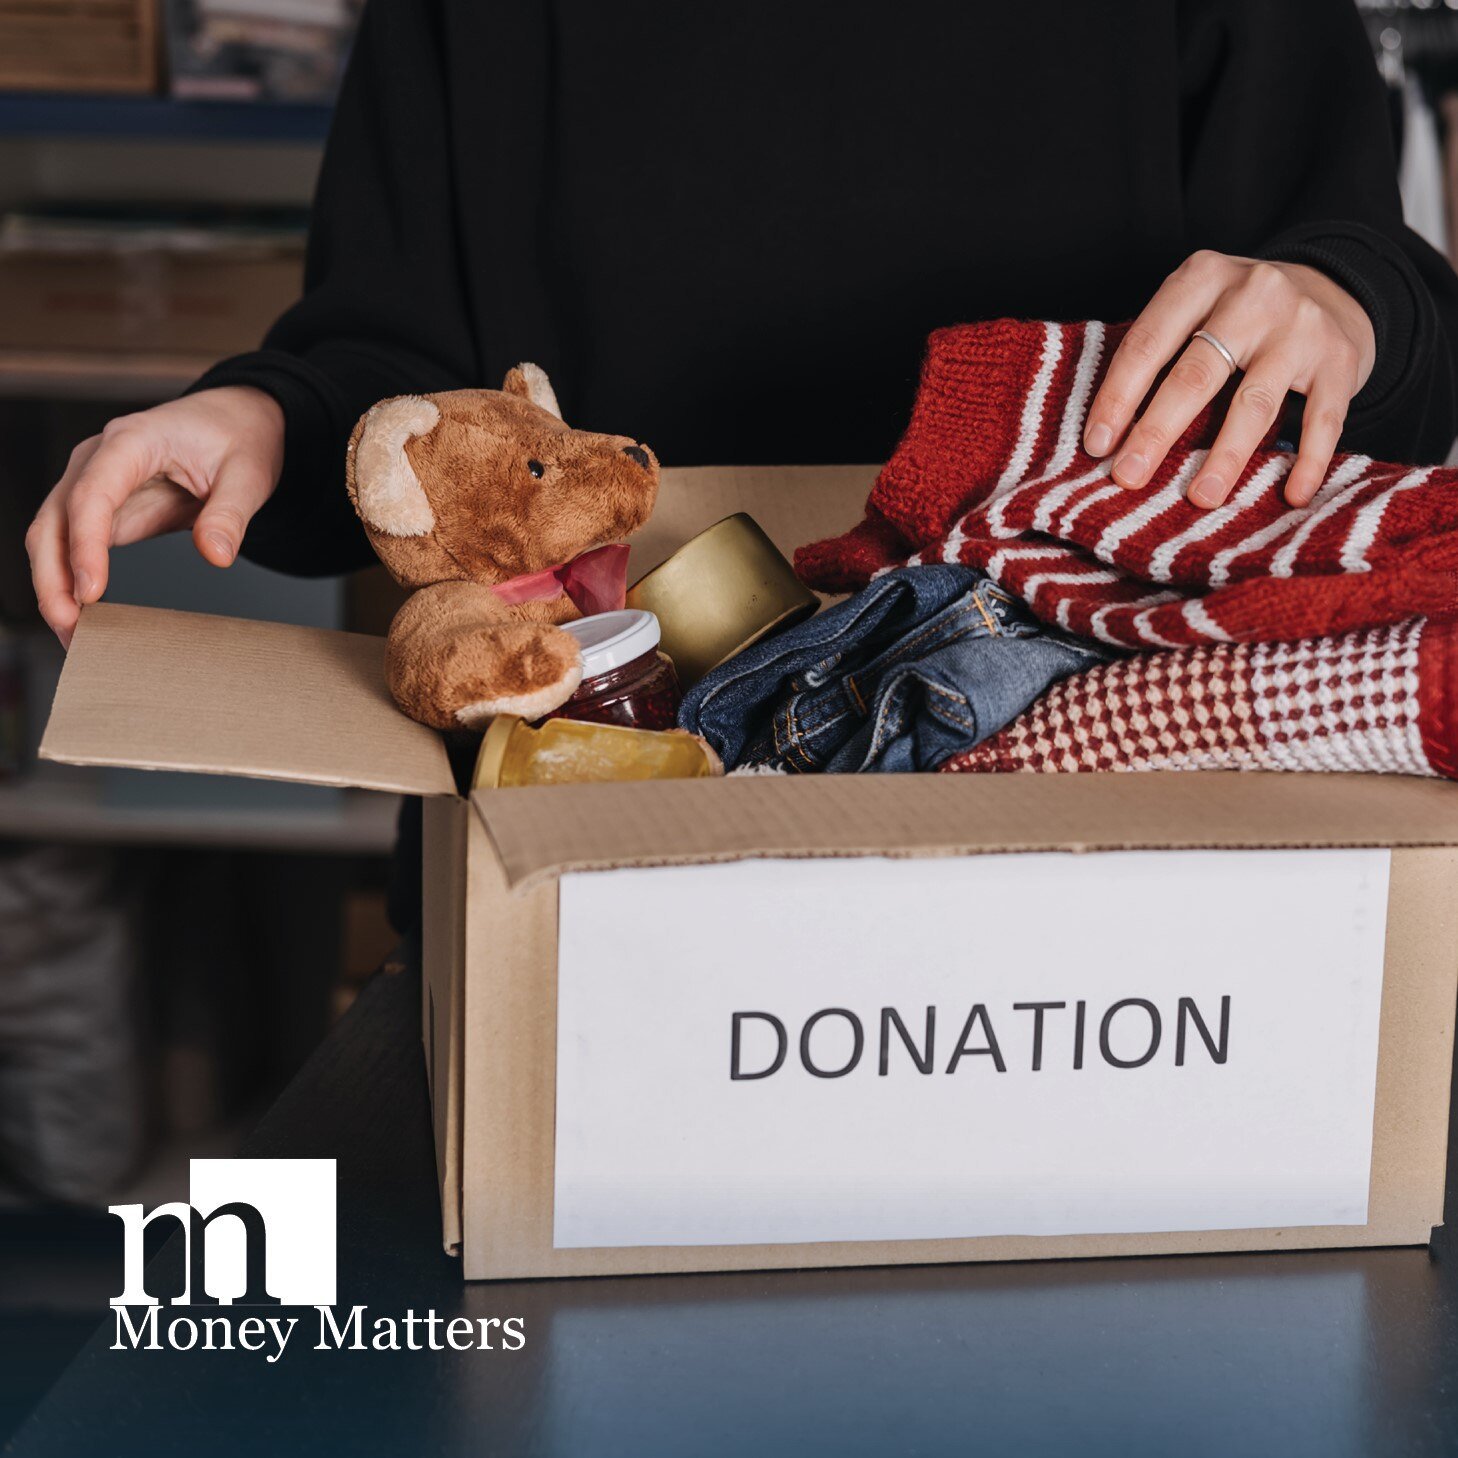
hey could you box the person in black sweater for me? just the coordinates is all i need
[26,0,1458,645]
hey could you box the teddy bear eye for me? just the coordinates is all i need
[527,459,546,479]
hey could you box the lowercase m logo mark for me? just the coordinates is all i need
[110,1159,337,1308]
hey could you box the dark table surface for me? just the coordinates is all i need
[11,955,1458,1458]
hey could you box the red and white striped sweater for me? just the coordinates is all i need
[795,319,1458,648]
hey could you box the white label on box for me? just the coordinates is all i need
[553,849,1390,1249]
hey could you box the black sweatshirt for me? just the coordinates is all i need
[193,0,1458,577]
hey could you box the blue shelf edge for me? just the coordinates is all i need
[0,92,331,143]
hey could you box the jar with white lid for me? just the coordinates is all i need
[548,609,682,731]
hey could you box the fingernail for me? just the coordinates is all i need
[74,569,94,603]
[1189,476,1224,509]
[205,532,236,564]
[1085,423,1112,456]
[1112,453,1148,488]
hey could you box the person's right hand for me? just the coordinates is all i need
[26,385,285,648]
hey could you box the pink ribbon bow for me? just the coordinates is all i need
[487,542,630,617]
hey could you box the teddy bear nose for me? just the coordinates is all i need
[622,445,651,469]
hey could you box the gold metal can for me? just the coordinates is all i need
[473,715,723,790]
[625,513,820,687]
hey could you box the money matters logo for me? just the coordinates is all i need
[108,1158,523,1361]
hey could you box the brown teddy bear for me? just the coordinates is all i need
[346,364,659,729]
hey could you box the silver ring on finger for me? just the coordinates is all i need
[1191,329,1238,376]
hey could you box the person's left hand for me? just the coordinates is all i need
[1082,252,1376,510]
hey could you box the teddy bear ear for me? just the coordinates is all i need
[502,361,563,421]
[347,396,441,537]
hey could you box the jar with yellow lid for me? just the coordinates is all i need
[473,715,722,789]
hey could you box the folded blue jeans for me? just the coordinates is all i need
[678,564,1108,773]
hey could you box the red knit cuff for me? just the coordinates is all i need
[794,508,912,593]
[870,320,1051,546]
[1418,617,1458,779]
[797,318,1116,591]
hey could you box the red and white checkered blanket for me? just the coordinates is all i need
[795,318,1458,648]
[939,618,1458,779]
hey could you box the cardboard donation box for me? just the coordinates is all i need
[39,466,1458,1281]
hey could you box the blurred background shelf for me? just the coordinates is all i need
[0,92,330,144]
[0,11,395,1433]
[0,767,398,852]
[0,348,213,399]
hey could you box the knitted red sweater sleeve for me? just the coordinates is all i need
[796,318,1458,651]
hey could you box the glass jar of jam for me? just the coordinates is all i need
[550,609,682,730]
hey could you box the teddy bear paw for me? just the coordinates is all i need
[447,623,584,728]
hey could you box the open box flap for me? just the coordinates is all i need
[40,602,456,797]
[472,770,1458,891]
